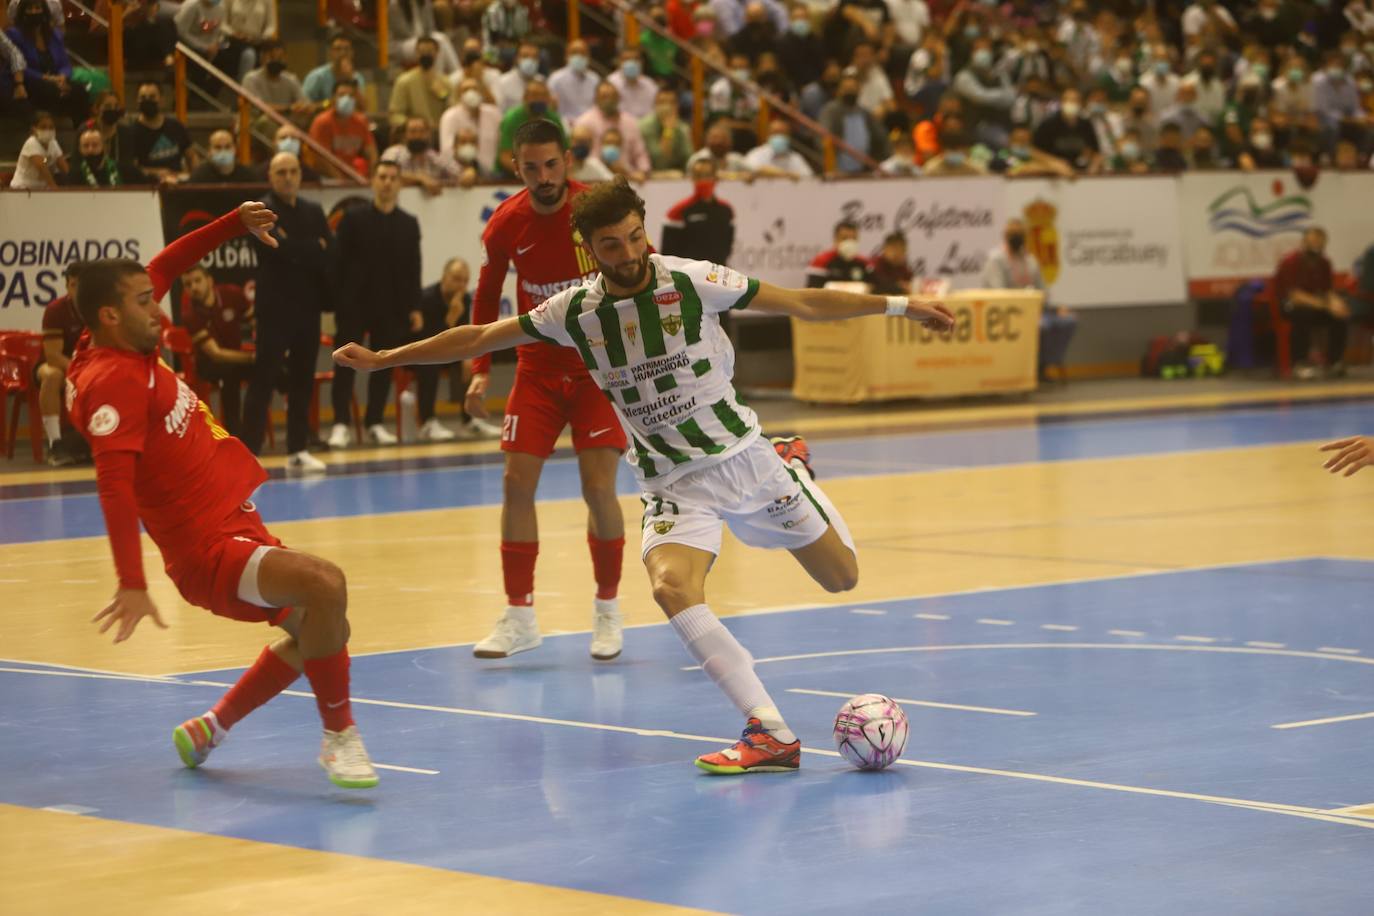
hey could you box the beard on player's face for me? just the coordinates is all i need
[601,248,650,290]
[531,177,564,206]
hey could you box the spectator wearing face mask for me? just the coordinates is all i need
[685,121,751,178]
[547,38,600,122]
[1244,0,1300,48]
[189,129,257,182]
[819,69,889,173]
[1032,88,1100,172]
[81,91,132,166]
[728,2,778,63]
[952,37,1015,148]
[568,122,613,181]
[1153,122,1188,172]
[128,82,198,178]
[660,157,735,264]
[904,47,948,121]
[1275,226,1350,379]
[1115,87,1159,156]
[597,127,647,182]
[992,124,1073,177]
[1238,116,1285,170]
[7,0,88,123]
[440,76,501,171]
[303,34,368,105]
[1188,125,1226,170]
[452,36,502,100]
[744,118,814,178]
[260,124,323,181]
[382,116,460,194]
[389,0,460,76]
[712,0,788,40]
[607,48,660,120]
[639,87,692,174]
[448,126,487,185]
[1271,59,1314,118]
[1106,128,1151,174]
[497,78,566,172]
[807,220,871,288]
[1159,82,1207,142]
[573,81,651,176]
[10,109,65,189]
[494,41,541,113]
[708,53,761,152]
[880,133,921,175]
[922,115,986,175]
[779,4,824,91]
[1138,44,1181,116]
[308,78,378,178]
[982,217,1075,382]
[242,42,312,127]
[1313,49,1362,144]
[391,36,453,128]
[1183,50,1226,123]
[64,127,152,186]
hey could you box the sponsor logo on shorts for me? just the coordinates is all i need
[654,290,682,306]
[767,493,802,516]
[87,404,120,437]
[652,520,675,535]
[661,312,682,335]
[781,513,811,529]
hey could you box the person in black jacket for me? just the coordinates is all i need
[241,152,334,471]
[327,160,422,447]
[658,158,735,265]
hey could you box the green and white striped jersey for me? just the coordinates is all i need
[518,253,761,486]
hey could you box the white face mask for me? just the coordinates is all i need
[462,89,482,109]
[837,239,860,259]
[456,142,478,162]
[35,128,55,144]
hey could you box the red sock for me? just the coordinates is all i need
[501,540,539,606]
[211,645,301,730]
[588,533,624,600]
[303,647,354,732]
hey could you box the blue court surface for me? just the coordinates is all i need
[4,559,1374,914]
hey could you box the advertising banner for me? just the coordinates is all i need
[1002,176,1185,307]
[1179,171,1374,298]
[791,289,1044,402]
[0,190,164,332]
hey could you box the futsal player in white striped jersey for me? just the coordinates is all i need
[335,178,955,774]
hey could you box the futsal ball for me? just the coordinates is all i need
[833,694,909,770]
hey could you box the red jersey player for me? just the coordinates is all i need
[464,118,629,661]
[67,202,378,789]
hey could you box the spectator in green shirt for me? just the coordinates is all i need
[639,87,692,174]
[496,77,566,174]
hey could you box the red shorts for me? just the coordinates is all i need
[500,367,627,457]
[163,501,290,626]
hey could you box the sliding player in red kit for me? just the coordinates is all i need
[464,119,629,661]
[67,202,378,789]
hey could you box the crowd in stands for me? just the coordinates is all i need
[7,0,1374,188]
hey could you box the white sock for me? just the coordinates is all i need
[506,605,536,623]
[43,415,60,445]
[669,604,796,743]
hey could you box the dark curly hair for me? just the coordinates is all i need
[571,176,646,244]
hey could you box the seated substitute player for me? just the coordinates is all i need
[335,178,954,774]
[69,202,378,789]
[179,262,255,438]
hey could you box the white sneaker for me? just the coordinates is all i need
[327,423,352,449]
[287,450,327,474]
[366,423,398,445]
[590,597,623,660]
[418,417,457,441]
[473,606,542,658]
[462,417,503,440]
[318,725,379,789]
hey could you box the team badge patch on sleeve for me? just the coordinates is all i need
[87,404,120,437]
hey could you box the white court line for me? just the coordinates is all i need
[1246,641,1286,649]
[3,663,1373,832]
[787,687,1035,718]
[1318,647,1361,655]
[1175,635,1218,644]
[914,613,950,620]
[372,763,439,775]
[850,609,887,616]
[1272,710,1374,730]
[976,618,1015,626]
[1041,624,1079,632]
[1109,630,1146,638]
[0,666,180,684]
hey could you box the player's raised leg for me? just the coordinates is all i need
[578,446,625,660]
[771,436,860,593]
[646,543,801,774]
[473,449,546,658]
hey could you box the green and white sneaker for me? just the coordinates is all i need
[319,725,379,789]
[173,712,225,768]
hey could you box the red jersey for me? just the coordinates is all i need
[68,209,266,590]
[181,283,252,351]
[41,294,85,360]
[472,180,599,375]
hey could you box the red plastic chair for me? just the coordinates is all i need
[0,332,47,463]
[1260,280,1293,379]
[310,334,363,440]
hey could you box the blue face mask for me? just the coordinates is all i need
[602,144,621,164]
[944,151,967,166]
[622,60,641,80]
[769,134,790,155]
[277,136,301,155]
[570,54,588,72]
[334,94,356,116]
[211,149,236,170]
[790,19,810,36]
[972,49,993,69]
[518,57,539,78]
[1010,144,1031,159]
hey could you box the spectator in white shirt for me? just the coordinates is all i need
[1138,44,1180,115]
[547,38,601,122]
[382,116,461,194]
[744,118,814,178]
[607,48,660,120]
[10,109,65,189]
[569,122,614,181]
[686,122,751,177]
[884,0,929,48]
[851,41,894,115]
[1183,49,1226,122]
[1271,59,1315,117]
[494,41,541,112]
[879,132,921,175]
[709,53,761,151]
[439,76,502,172]
[573,81,652,176]
[1181,0,1237,40]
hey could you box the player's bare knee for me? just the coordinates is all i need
[650,570,694,614]
[502,468,539,505]
[820,559,859,593]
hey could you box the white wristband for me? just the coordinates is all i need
[885,296,909,317]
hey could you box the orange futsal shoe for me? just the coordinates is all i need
[770,435,815,479]
[173,713,224,768]
[695,718,801,775]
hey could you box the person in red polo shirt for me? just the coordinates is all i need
[179,263,254,438]
[36,260,89,465]
[67,201,378,789]
[1274,226,1350,379]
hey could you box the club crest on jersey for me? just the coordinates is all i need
[661,313,682,335]
[624,321,639,345]
[88,404,120,437]
[652,520,675,535]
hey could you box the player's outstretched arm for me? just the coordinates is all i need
[1320,436,1374,476]
[334,316,535,371]
[91,451,169,643]
[749,281,956,331]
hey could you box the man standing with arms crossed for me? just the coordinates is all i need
[70,201,377,788]
[465,118,628,662]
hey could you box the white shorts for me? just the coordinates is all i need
[638,437,854,559]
